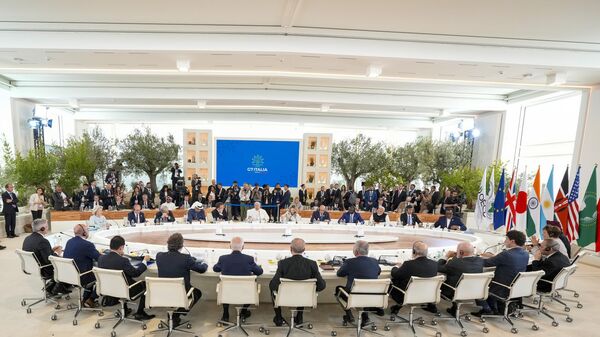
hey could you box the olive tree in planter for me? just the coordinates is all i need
[13,148,59,204]
[332,134,387,189]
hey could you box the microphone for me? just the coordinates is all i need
[482,242,504,254]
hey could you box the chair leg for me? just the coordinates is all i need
[217,306,260,337]
[385,305,441,337]
[146,311,194,336]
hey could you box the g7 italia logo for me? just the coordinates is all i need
[248,155,268,173]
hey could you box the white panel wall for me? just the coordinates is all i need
[472,112,503,168]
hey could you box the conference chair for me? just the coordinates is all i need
[384,275,445,337]
[48,255,102,325]
[479,270,545,334]
[529,264,582,326]
[145,277,197,337]
[560,251,588,300]
[333,278,391,337]
[262,278,318,337]
[215,275,260,337]
[435,272,494,336]
[92,267,147,337]
[15,249,60,313]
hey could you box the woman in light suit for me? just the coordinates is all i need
[29,187,48,220]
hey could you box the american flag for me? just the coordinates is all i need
[566,166,581,242]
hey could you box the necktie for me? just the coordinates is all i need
[408,215,412,225]
[350,213,354,223]
[136,214,139,223]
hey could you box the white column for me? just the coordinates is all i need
[572,87,600,191]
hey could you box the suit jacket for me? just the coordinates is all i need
[211,209,228,221]
[298,189,307,205]
[338,211,364,224]
[337,255,381,291]
[363,190,378,209]
[282,190,291,208]
[400,213,422,226]
[127,211,146,224]
[63,236,101,285]
[187,209,206,222]
[437,256,484,289]
[98,251,146,285]
[22,232,56,278]
[213,251,264,277]
[140,199,154,210]
[2,191,19,213]
[156,250,208,290]
[315,191,326,204]
[529,252,571,293]
[558,234,571,258]
[391,256,438,290]
[484,247,529,295]
[100,188,115,209]
[269,255,326,292]
[310,210,330,223]
[154,211,175,223]
[52,191,71,211]
[434,215,466,231]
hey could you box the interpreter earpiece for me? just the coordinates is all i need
[78,224,87,238]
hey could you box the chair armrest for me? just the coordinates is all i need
[538,279,553,285]
[391,285,406,295]
[257,284,261,295]
[187,288,194,298]
[40,264,52,270]
[442,282,456,291]
[490,281,511,290]
[79,270,94,277]
[128,280,143,289]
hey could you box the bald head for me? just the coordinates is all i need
[353,240,369,256]
[412,241,428,257]
[290,238,306,255]
[456,241,475,257]
[73,223,88,238]
[230,236,244,251]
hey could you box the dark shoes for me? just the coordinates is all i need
[294,312,303,325]
[390,305,401,315]
[360,313,371,328]
[220,314,230,323]
[273,316,285,327]
[343,310,355,324]
[134,312,155,321]
[241,309,252,320]
[446,308,457,317]
[172,314,181,327]
[423,304,439,314]
[470,309,498,318]
[373,308,385,317]
[0,245,5,250]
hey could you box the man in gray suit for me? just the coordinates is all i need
[437,241,484,316]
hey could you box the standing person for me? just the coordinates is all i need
[98,236,155,321]
[239,183,252,221]
[190,174,202,203]
[261,185,272,221]
[336,240,382,325]
[105,168,117,186]
[2,183,19,238]
[269,238,326,326]
[156,233,207,326]
[170,163,182,189]
[250,183,262,204]
[53,185,73,211]
[298,184,307,206]
[271,183,284,222]
[158,185,170,205]
[29,187,47,221]
[213,237,263,322]
[227,181,241,221]
[430,186,440,214]
[100,183,115,210]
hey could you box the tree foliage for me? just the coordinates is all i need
[332,134,387,189]
[13,149,58,195]
[119,127,180,191]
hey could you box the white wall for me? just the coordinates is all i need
[10,98,35,154]
[472,112,503,169]
[573,87,600,196]
[0,89,13,159]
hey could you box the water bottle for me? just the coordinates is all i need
[130,220,135,227]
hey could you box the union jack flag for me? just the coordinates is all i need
[566,166,581,242]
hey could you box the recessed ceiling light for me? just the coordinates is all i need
[69,99,79,109]
[546,72,567,86]
[177,60,190,72]
[197,100,207,109]
[367,65,382,78]
[321,104,330,112]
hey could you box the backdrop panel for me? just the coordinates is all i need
[216,139,300,187]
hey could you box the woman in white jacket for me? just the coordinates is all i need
[28,187,47,220]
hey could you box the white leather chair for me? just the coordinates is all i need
[145,277,197,337]
[436,272,494,336]
[215,275,260,337]
[92,267,147,337]
[264,278,318,336]
[15,249,60,313]
[560,251,587,299]
[385,275,445,337]
[480,270,545,334]
[333,278,391,337]
[48,255,102,325]
[527,264,579,327]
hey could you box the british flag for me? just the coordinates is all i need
[505,169,517,232]
[566,166,581,242]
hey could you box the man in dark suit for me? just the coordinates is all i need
[437,241,484,316]
[100,183,115,210]
[338,205,364,224]
[269,238,326,326]
[282,184,292,209]
[315,186,327,207]
[156,233,207,326]
[98,235,155,320]
[310,204,330,223]
[22,219,63,291]
[140,193,154,210]
[528,239,570,293]
[390,241,439,314]
[190,174,202,203]
[400,205,422,227]
[87,181,101,200]
[473,230,529,316]
[430,186,440,213]
[363,186,378,212]
[298,184,307,206]
[336,240,382,325]
[213,236,264,322]
[170,163,182,189]
[127,205,146,225]
[63,223,100,307]
[2,183,19,237]
[434,208,466,231]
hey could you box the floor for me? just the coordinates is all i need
[1,234,596,337]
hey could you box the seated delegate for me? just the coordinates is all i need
[433,208,466,231]
[338,205,365,224]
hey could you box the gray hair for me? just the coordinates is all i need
[413,241,428,257]
[32,218,48,233]
[457,241,475,257]
[543,238,560,253]
[354,240,369,256]
[290,238,306,254]
[230,236,244,251]
[160,205,169,213]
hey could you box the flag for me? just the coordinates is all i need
[505,169,517,231]
[475,167,488,229]
[578,165,597,247]
[596,198,600,252]
[566,166,581,242]
[527,167,541,237]
[493,169,506,230]
[486,167,495,221]
[554,167,569,235]
[515,169,528,233]
[540,166,555,238]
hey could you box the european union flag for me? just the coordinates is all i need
[493,168,506,230]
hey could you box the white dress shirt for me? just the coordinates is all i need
[246,208,269,223]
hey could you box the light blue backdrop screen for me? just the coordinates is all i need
[216,139,300,187]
